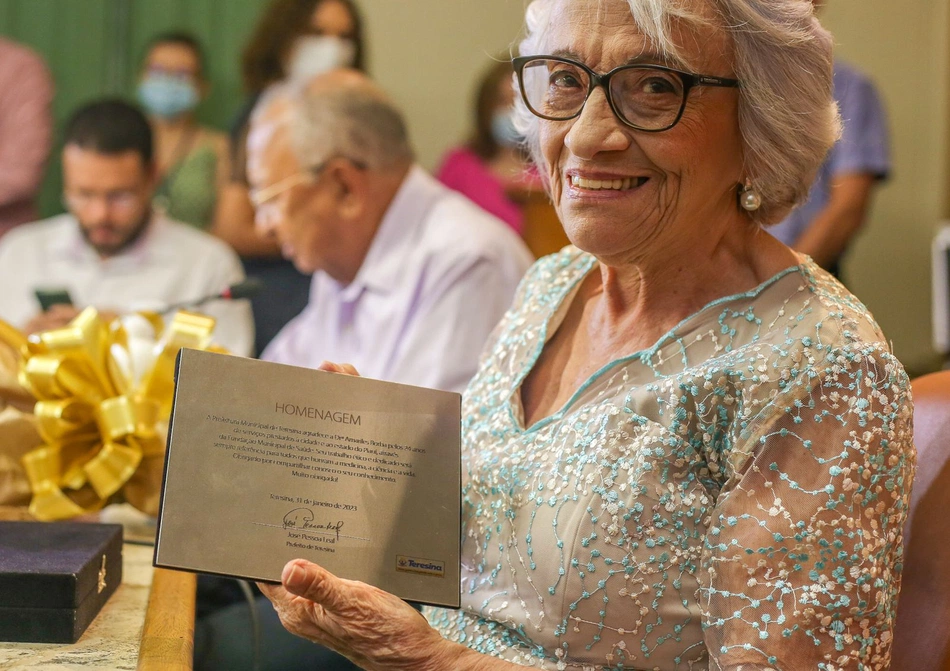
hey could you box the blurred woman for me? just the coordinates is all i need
[138,32,229,230]
[213,0,365,356]
[437,60,537,234]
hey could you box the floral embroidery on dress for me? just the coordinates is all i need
[426,247,914,671]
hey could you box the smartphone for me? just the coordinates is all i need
[34,288,74,312]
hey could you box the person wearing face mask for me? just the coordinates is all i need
[137,32,229,230]
[436,59,540,235]
[192,5,366,669]
[283,32,358,83]
[212,0,365,358]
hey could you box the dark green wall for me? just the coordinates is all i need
[0,0,268,217]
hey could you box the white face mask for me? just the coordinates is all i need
[286,35,357,82]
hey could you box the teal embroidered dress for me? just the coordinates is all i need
[426,248,914,670]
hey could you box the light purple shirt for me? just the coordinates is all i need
[770,60,890,246]
[261,165,534,393]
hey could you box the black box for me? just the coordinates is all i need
[0,522,123,643]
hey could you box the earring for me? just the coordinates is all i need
[739,180,762,212]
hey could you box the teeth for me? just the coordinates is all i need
[570,175,646,190]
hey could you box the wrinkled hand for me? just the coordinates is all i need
[24,304,81,334]
[258,559,462,671]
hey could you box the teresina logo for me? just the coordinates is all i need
[275,402,361,425]
[396,555,445,578]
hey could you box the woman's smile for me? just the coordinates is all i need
[565,169,651,200]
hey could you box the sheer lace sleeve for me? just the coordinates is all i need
[701,345,914,670]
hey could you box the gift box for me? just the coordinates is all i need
[0,521,123,643]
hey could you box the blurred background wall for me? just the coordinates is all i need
[820,0,949,375]
[0,0,945,374]
[357,0,526,174]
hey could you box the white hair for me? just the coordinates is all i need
[252,78,414,171]
[514,0,840,225]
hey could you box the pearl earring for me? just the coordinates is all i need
[739,181,761,212]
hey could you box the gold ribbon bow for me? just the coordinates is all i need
[0,308,218,520]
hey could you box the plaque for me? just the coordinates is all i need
[154,349,461,608]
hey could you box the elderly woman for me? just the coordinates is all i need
[261,0,914,669]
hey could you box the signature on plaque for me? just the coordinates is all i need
[282,507,345,540]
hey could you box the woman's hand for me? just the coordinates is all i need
[258,559,462,671]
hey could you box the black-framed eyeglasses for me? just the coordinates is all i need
[513,55,739,133]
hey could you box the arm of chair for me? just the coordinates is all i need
[890,371,950,671]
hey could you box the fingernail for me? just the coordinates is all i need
[284,562,301,586]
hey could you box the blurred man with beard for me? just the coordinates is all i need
[0,99,254,355]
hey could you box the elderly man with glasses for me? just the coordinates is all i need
[189,70,532,671]
[0,99,254,356]
[246,69,533,393]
